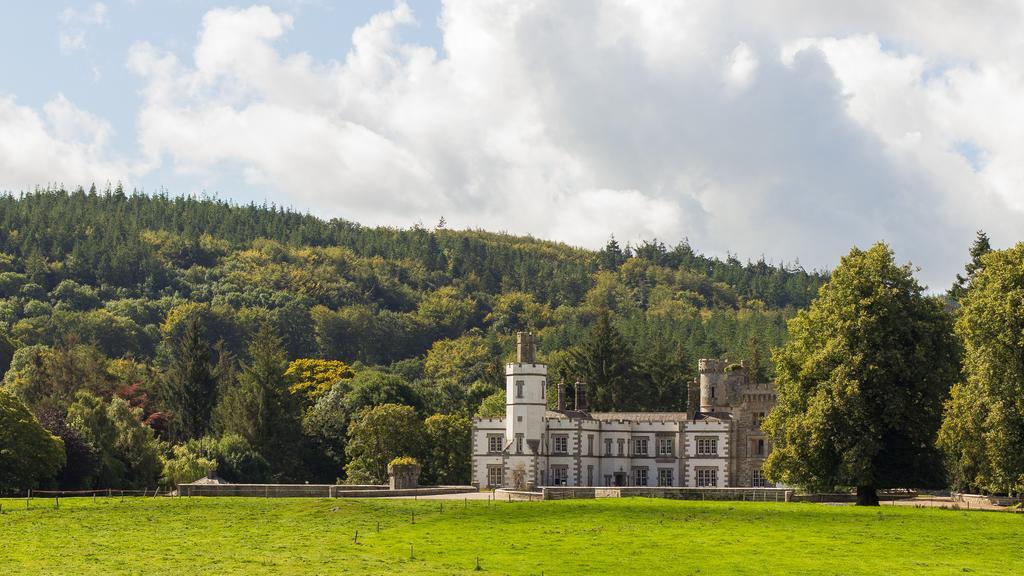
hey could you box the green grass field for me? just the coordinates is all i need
[1,496,1020,575]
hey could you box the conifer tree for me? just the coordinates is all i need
[948,230,992,302]
[569,310,637,411]
[217,323,302,480]
[159,316,218,441]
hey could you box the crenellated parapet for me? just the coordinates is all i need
[698,358,724,374]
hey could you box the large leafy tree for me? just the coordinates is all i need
[4,343,115,416]
[938,244,1024,495]
[302,368,422,482]
[423,414,472,485]
[285,358,354,403]
[344,403,424,484]
[0,388,65,492]
[66,391,162,489]
[763,243,959,505]
[159,316,218,441]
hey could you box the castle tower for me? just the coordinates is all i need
[505,332,547,487]
[699,358,725,413]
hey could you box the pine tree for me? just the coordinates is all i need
[217,323,302,480]
[948,230,992,302]
[569,310,637,411]
[598,236,627,271]
[159,316,218,441]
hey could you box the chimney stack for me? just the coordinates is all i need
[556,381,566,411]
[687,378,701,419]
[516,332,536,364]
[574,380,588,412]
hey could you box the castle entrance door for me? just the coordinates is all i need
[613,472,627,487]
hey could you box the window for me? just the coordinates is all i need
[696,467,718,487]
[587,435,594,456]
[752,411,766,430]
[553,435,569,454]
[752,469,768,488]
[658,468,673,487]
[487,465,503,487]
[755,439,765,456]
[604,438,612,456]
[487,434,504,453]
[515,433,524,454]
[632,467,648,486]
[617,439,625,456]
[657,438,674,456]
[696,437,718,456]
[550,466,569,486]
[516,380,524,398]
[541,380,546,398]
[633,438,649,456]
[587,465,594,487]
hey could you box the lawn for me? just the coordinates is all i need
[0,496,1020,575]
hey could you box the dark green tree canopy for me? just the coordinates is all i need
[948,230,992,303]
[763,243,959,504]
[344,403,425,484]
[939,243,1024,495]
[0,388,65,492]
[159,316,218,441]
[568,310,638,411]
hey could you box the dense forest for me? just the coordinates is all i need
[0,185,828,491]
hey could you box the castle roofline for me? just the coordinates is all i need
[546,410,693,423]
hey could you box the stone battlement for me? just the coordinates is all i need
[698,358,724,373]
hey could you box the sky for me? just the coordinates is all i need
[2,1,1023,290]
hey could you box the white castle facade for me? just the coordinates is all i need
[471,333,777,489]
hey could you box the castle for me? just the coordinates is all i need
[471,333,777,489]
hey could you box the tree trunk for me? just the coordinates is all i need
[856,485,880,506]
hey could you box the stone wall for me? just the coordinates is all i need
[496,486,793,502]
[177,483,475,498]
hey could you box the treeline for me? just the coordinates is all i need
[763,233,1024,502]
[0,186,827,493]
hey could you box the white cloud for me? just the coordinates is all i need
[724,43,759,91]
[0,94,128,190]
[114,0,1024,289]
[58,2,109,54]
[0,0,1013,289]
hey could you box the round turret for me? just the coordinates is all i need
[699,358,724,412]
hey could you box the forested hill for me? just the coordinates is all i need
[0,186,827,487]
[0,185,829,372]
